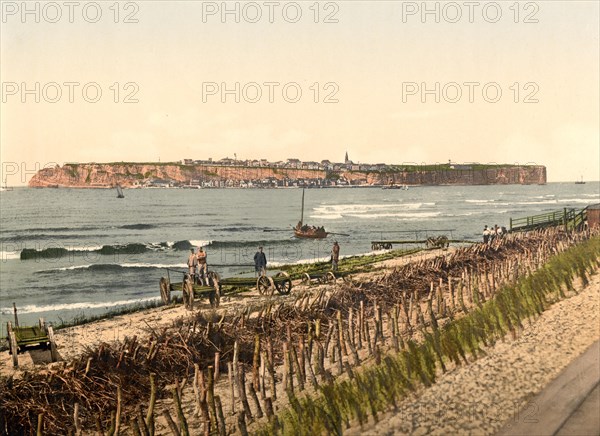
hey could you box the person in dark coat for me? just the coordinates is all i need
[254,246,267,276]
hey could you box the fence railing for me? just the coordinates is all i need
[510,207,589,232]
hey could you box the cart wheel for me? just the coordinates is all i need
[326,272,337,283]
[48,326,58,363]
[160,277,171,304]
[257,276,275,295]
[9,330,18,367]
[208,271,221,283]
[275,272,292,295]
[301,273,311,285]
[210,285,221,308]
[183,275,194,310]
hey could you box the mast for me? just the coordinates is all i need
[300,188,305,224]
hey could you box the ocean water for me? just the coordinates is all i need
[1,184,598,332]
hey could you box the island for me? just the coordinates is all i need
[28,155,546,188]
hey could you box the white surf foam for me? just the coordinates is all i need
[0,251,20,260]
[0,296,161,315]
[42,263,187,272]
[190,240,213,247]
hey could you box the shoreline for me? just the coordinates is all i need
[0,247,434,367]
[1,231,598,434]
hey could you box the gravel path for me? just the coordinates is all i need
[348,271,600,436]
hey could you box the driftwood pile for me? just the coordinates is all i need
[0,227,594,435]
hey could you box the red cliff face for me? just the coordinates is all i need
[28,163,547,188]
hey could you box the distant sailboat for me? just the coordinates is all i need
[293,188,327,239]
[116,185,125,198]
[575,176,585,185]
[0,179,13,191]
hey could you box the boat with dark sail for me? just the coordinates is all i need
[293,188,328,239]
[116,184,125,198]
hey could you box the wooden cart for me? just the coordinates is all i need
[6,306,58,368]
[160,270,221,308]
[299,270,345,285]
[216,271,292,296]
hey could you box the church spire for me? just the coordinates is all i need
[345,151,349,164]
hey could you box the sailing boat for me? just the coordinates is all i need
[293,188,327,239]
[0,179,13,191]
[116,184,125,198]
[575,176,586,185]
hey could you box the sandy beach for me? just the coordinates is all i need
[1,232,598,435]
[348,271,600,435]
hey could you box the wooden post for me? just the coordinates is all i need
[265,350,277,400]
[145,373,156,435]
[260,351,267,399]
[359,300,365,345]
[13,302,19,327]
[227,362,236,414]
[214,352,220,382]
[304,347,319,389]
[364,320,372,354]
[264,398,274,419]
[247,382,264,419]
[172,387,189,436]
[214,396,227,436]
[337,311,348,356]
[252,335,260,392]
[74,403,81,435]
[237,365,253,421]
[136,405,149,436]
[291,345,305,391]
[207,367,218,432]
[161,410,180,436]
[36,413,43,436]
[348,308,355,347]
[236,412,249,436]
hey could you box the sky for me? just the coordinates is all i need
[1,1,599,184]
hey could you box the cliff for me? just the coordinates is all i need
[28,163,547,188]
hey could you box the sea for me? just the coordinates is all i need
[1,184,598,334]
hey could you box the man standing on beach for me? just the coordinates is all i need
[197,247,208,285]
[483,226,490,243]
[187,248,197,278]
[331,241,340,272]
[254,246,267,277]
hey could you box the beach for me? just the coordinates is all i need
[1,229,598,434]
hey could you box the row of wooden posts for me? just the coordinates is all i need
[32,228,585,435]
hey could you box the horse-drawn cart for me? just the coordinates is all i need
[6,305,58,367]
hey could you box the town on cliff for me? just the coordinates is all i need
[28,153,547,188]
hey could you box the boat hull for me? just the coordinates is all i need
[294,229,328,239]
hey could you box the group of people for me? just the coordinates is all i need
[187,246,208,285]
[482,224,507,243]
[296,221,326,234]
[187,241,341,283]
